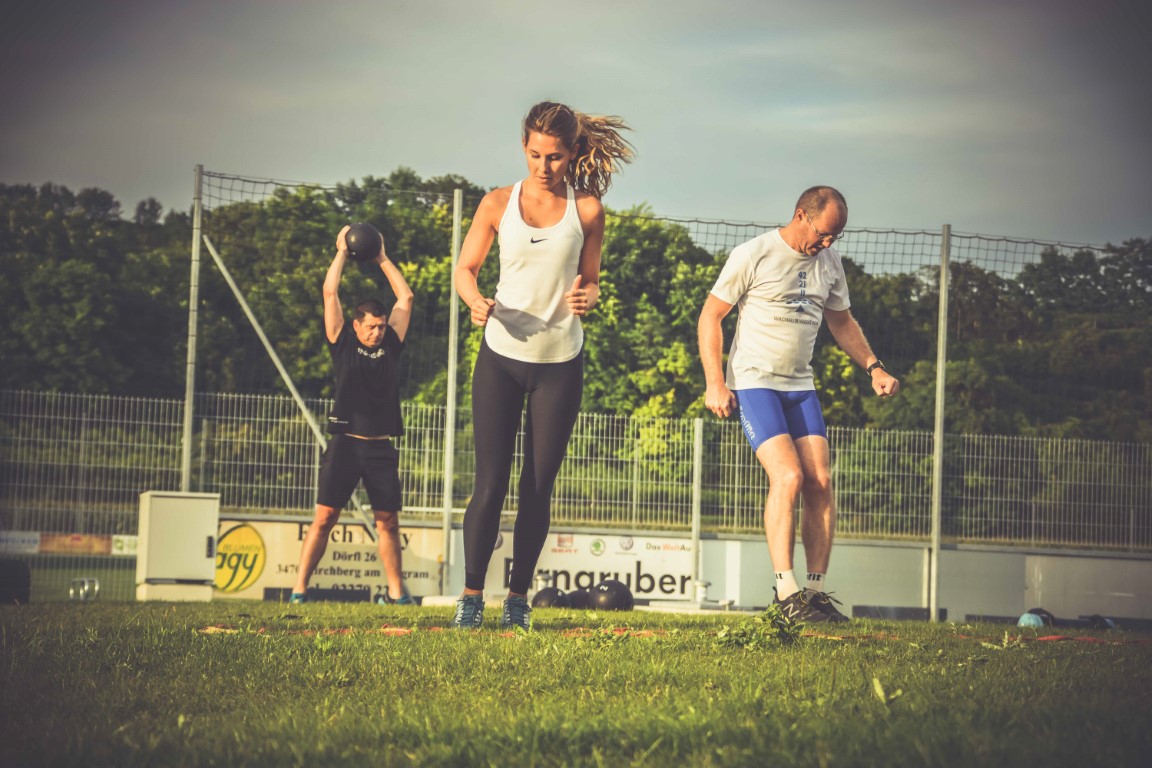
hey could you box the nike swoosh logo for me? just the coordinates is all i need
[530,237,547,244]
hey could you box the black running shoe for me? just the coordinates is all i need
[773,588,830,623]
[804,589,849,623]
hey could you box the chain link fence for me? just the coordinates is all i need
[1,168,1148,600]
[3,389,1149,599]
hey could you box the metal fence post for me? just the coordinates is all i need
[198,418,208,492]
[929,224,951,622]
[631,423,641,529]
[180,164,204,492]
[691,418,704,590]
[441,189,463,593]
[76,407,88,534]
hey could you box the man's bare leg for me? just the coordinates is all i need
[293,505,341,595]
[374,509,405,599]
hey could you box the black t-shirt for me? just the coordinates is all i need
[326,323,404,437]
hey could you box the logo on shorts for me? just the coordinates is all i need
[738,405,755,442]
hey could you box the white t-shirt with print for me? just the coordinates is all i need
[709,229,850,391]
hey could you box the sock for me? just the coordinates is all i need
[807,573,826,593]
[775,570,799,600]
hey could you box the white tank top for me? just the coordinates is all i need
[484,180,585,363]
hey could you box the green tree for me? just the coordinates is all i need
[583,207,719,417]
[3,175,1148,448]
[1015,242,1151,440]
[0,183,188,394]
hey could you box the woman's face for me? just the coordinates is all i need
[523,131,573,193]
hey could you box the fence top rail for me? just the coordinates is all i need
[613,211,949,239]
[201,167,1113,252]
[200,170,459,212]
[827,425,934,439]
[5,390,1149,451]
[948,230,1109,251]
[948,432,1152,451]
[1,390,184,407]
[203,170,338,190]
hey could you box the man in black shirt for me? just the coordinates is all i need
[290,225,415,605]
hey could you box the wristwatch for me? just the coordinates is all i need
[866,360,886,375]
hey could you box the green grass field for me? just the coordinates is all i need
[2,601,1150,767]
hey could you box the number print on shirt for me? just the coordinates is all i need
[787,269,814,313]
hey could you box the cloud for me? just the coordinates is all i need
[0,0,1148,242]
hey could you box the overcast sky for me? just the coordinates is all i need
[2,0,1149,245]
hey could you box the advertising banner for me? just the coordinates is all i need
[211,518,695,603]
[0,531,136,557]
[40,533,111,555]
[213,518,442,602]
[484,531,695,601]
[0,531,40,555]
[111,535,138,557]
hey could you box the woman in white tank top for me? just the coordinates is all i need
[451,101,634,630]
[483,177,586,362]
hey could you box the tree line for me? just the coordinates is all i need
[1,172,1148,441]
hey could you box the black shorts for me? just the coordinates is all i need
[316,434,402,511]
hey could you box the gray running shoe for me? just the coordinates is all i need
[773,588,830,623]
[804,589,849,623]
[500,595,532,631]
[452,594,485,629]
[377,587,416,606]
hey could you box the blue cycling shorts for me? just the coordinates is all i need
[734,388,827,451]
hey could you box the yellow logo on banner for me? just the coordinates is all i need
[215,524,266,592]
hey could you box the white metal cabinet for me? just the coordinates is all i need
[136,491,220,601]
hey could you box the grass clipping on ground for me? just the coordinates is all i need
[714,603,804,649]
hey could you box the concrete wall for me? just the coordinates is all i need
[440,524,1152,622]
[697,535,1152,622]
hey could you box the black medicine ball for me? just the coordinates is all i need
[592,579,634,611]
[531,586,571,608]
[345,222,383,262]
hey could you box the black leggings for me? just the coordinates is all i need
[463,340,583,593]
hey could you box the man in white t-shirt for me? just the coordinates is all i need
[697,186,900,623]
